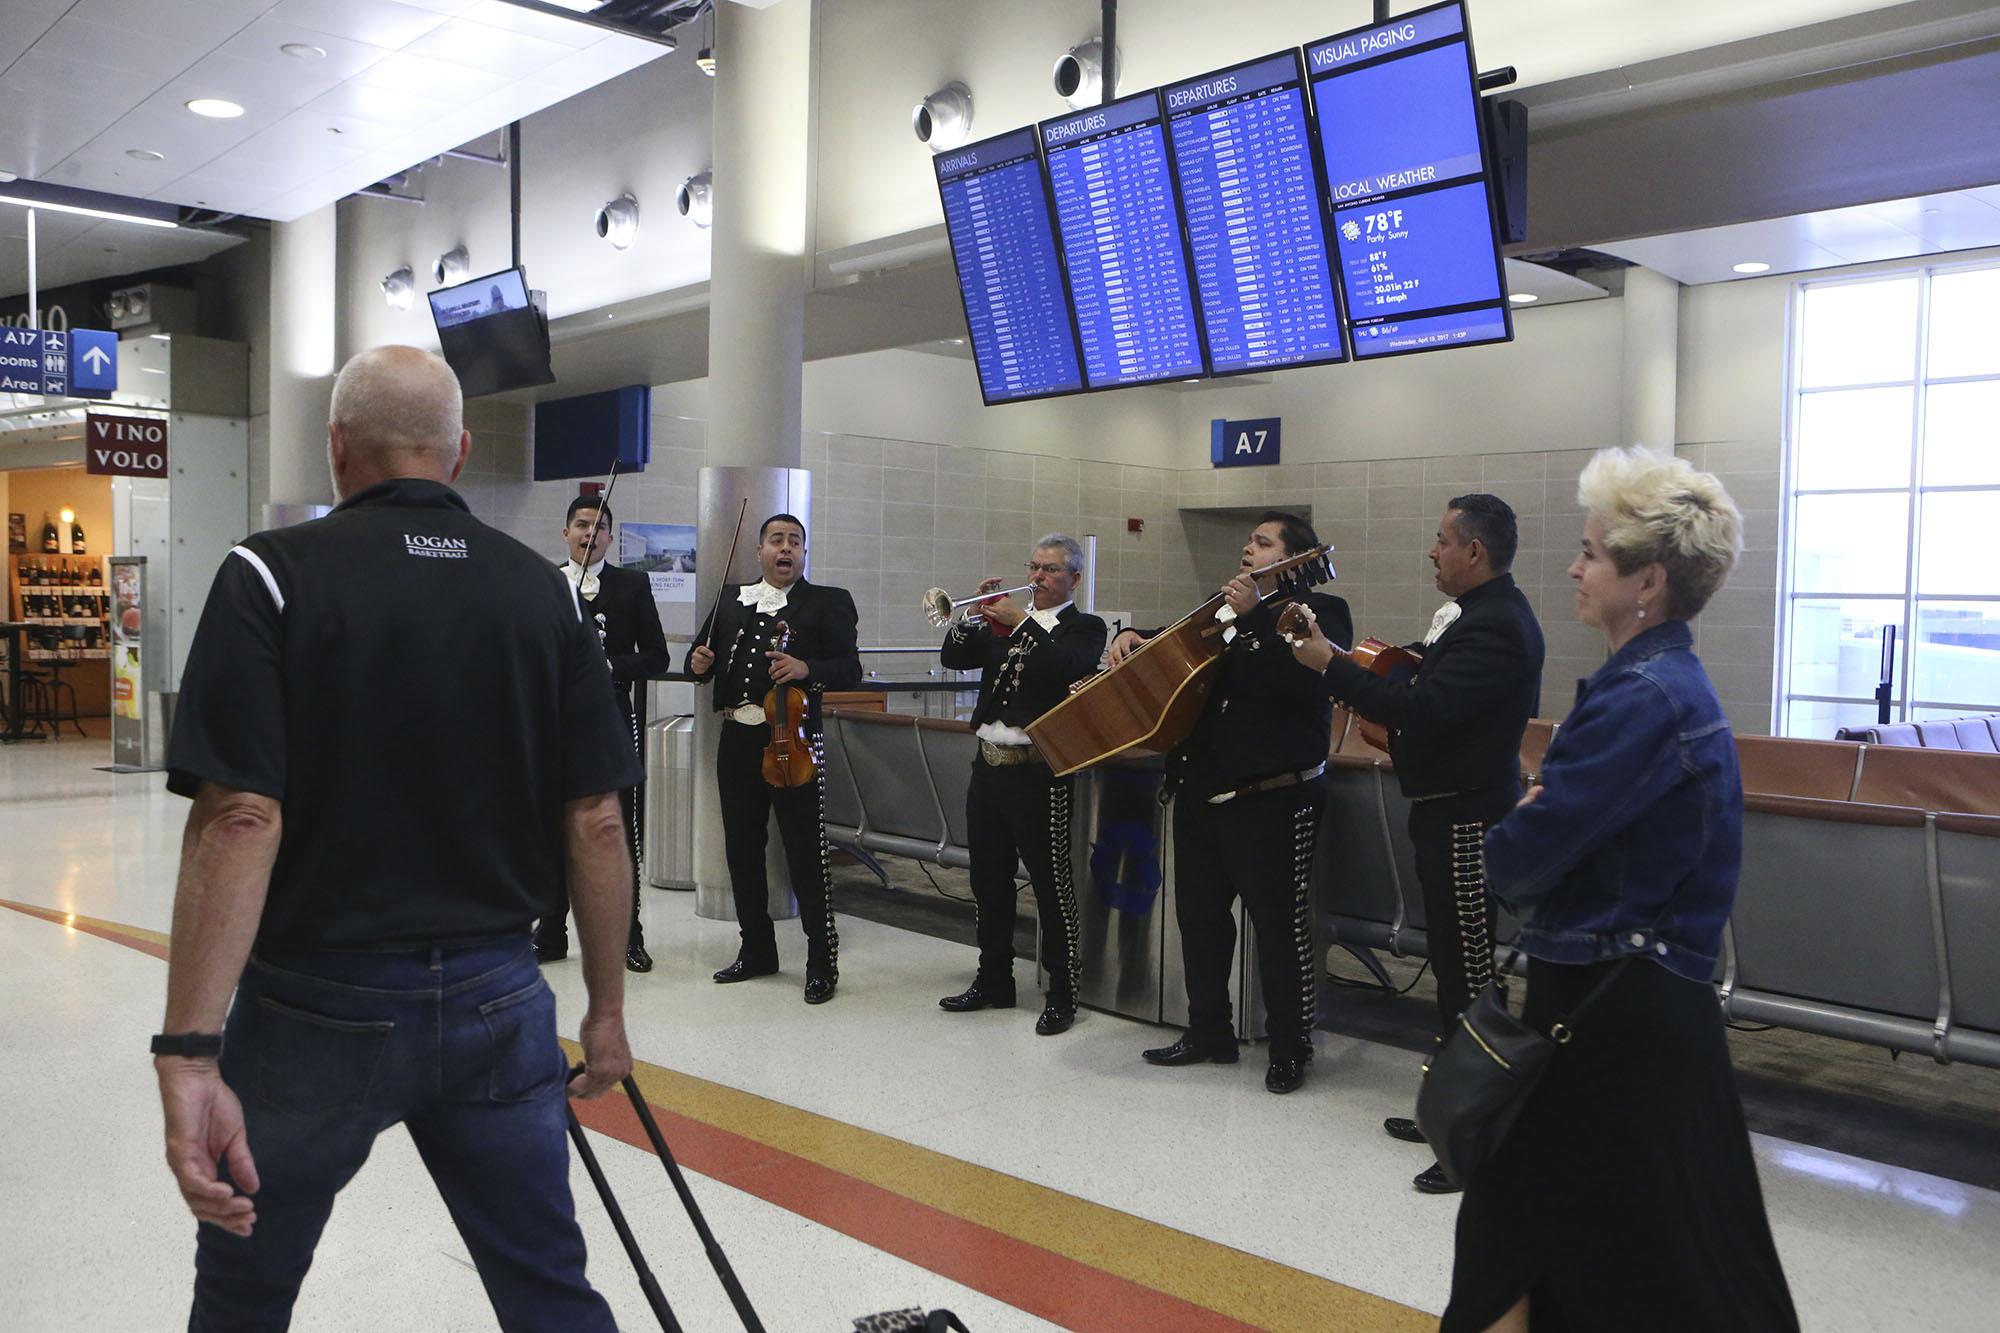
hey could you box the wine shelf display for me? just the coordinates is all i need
[8,553,111,660]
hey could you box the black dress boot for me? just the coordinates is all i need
[1141,1033,1239,1066]
[713,944,779,983]
[803,968,838,1005]
[940,978,1017,1012]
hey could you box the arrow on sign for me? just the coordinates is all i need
[81,345,112,374]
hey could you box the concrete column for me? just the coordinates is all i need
[691,0,818,930]
[1619,265,1679,454]
[267,206,339,506]
[706,0,812,470]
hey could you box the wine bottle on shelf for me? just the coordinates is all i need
[40,513,59,554]
[71,518,85,555]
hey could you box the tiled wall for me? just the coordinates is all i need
[450,400,1783,734]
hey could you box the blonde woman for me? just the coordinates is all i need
[1443,448,1797,1333]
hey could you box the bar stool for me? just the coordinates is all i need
[36,643,87,739]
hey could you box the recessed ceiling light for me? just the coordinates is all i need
[281,42,327,60]
[1922,207,1943,216]
[186,98,245,119]
[1508,292,1539,304]
[1732,261,1771,274]
[125,149,165,162]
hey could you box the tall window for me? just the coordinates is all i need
[1781,261,2000,738]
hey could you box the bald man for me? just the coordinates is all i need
[158,345,635,1329]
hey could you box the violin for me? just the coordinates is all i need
[1276,605,1419,756]
[760,622,817,789]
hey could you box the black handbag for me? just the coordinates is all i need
[1415,959,1632,1187]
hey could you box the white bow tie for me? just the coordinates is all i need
[738,582,790,615]
[565,562,601,600]
[1423,601,1462,646]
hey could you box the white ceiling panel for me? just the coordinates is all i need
[29,16,207,76]
[301,78,457,126]
[213,19,397,82]
[1597,187,2000,284]
[0,2,69,67]
[1,46,148,105]
[266,0,453,49]
[349,49,513,103]
[403,16,574,79]
[460,1,606,48]
[67,0,267,51]
[44,147,185,197]
[96,104,269,164]
[158,52,345,116]
[146,173,279,216]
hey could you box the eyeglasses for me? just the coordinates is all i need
[1023,562,1071,577]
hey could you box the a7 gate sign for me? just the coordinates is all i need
[86,411,169,478]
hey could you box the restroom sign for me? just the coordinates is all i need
[86,411,169,477]
[1210,416,1281,468]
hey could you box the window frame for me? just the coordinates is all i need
[1777,257,2000,737]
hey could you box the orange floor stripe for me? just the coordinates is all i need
[2,902,1432,1331]
[0,899,170,960]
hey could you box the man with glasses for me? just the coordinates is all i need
[937,536,1106,1035]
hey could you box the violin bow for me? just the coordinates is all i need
[580,455,623,565]
[697,498,751,649]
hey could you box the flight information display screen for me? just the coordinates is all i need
[934,127,1086,404]
[1306,0,1512,359]
[1042,92,1208,388]
[1163,50,1346,376]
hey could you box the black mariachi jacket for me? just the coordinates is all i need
[939,604,1108,731]
[563,562,671,696]
[684,579,863,723]
[1153,591,1353,803]
[1319,572,1544,799]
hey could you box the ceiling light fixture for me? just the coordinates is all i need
[125,149,165,162]
[913,81,974,151]
[1509,291,1538,304]
[1054,39,1117,110]
[695,4,715,75]
[595,192,639,249]
[1732,261,1772,274]
[676,170,713,228]
[185,98,245,119]
[0,191,178,229]
[281,42,327,60]
[381,266,414,311]
[432,245,471,286]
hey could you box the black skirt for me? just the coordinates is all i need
[1442,957,1800,1333]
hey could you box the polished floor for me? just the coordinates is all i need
[4,733,1999,1331]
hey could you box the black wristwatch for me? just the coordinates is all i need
[150,1032,224,1059]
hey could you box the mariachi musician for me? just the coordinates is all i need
[540,494,671,972]
[1106,512,1352,1094]
[1289,493,1544,1191]
[935,535,1107,1036]
[686,513,861,1005]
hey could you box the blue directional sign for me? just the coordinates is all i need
[73,329,118,396]
[1211,416,1281,468]
[0,326,117,398]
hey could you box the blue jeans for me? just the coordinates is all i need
[190,937,617,1332]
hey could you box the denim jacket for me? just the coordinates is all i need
[1482,620,1742,982]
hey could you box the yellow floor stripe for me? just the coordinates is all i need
[578,1041,1435,1332]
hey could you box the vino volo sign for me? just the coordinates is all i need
[86,411,169,478]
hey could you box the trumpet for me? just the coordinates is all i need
[922,583,1033,627]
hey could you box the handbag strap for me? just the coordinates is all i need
[1547,956,1637,1045]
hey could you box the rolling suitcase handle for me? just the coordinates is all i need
[621,1074,768,1333]
[566,1068,682,1332]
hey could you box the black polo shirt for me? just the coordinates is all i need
[167,477,640,949]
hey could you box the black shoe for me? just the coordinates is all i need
[1034,998,1076,1036]
[625,943,653,974]
[1265,1055,1310,1094]
[939,981,1016,1012]
[1413,1163,1461,1194]
[803,973,837,1005]
[1141,1035,1239,1066]
[1384,1116,1425,1144]
[534,936,568,963]
[713,956,779,983]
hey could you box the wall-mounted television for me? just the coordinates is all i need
[428,267,556,397]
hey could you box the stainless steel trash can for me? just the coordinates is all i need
[645,716,697,889]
